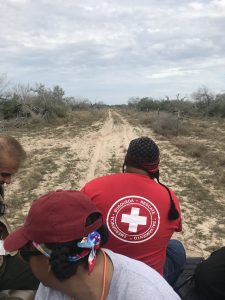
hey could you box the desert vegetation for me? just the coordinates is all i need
[1,75,225,258]
[127,87,225,118]
[0,75,106,129]
[120,107,225,254]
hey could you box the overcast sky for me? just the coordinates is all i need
[0,0,225,104]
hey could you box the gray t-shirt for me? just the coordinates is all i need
[35,248,181,300]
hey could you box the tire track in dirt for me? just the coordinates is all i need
[83,110,115,182]
[6,109,224,257]
[76,111,225,256]
[6,109,142,225]
[79,109,142,185]
[78,112,224,256]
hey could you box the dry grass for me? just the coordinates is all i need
[3,108,225,256]
[108,149,122,173]
[118,107,225,254]
[4,108,108,225]
[122,107,225,185]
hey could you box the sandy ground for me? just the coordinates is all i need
[4,109,225,258]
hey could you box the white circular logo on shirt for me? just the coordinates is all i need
[106,195,160,243]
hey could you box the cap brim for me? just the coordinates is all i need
[4,226,29,252]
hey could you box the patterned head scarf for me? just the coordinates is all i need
[33,231,101,273]
[124,137,160,173]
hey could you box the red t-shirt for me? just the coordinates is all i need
[81,173,182,275]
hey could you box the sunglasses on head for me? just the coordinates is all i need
[20,242,51,262]
[0,173,12,178]
[19,249,42,262]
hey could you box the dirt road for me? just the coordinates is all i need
[5,109,225,257]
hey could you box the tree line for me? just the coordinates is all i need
[128,87,225,118]
[1,74,225,124]
[0,75,105,123]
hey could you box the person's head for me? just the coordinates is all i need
[123,136,160,178]
[123,137,179,221]
[4,190,108,282]
[0,135,26,185]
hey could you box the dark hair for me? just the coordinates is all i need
[149,170,179,220]
[46,213,108,280]
[123,137,179,221]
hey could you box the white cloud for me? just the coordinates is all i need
[0,0,225,104]
[148,68,199,79]
[7,0,29,4]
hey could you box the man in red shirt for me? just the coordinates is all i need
[81,136,186,286]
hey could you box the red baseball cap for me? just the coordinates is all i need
[4,190,103,252]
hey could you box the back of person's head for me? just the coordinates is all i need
[46,213,108,280]
[4,190,108,280]
[123,137,179,220]
[0,135,26,167]
[123,136,160,176]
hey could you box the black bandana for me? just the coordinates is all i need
[124,137,160,172]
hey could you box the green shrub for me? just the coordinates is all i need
[0,99,18,119]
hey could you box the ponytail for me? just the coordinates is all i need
[146,170,180,220]
[157,180,180,220]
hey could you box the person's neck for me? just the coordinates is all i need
[51,250,113,300]
[125,166,149,176]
